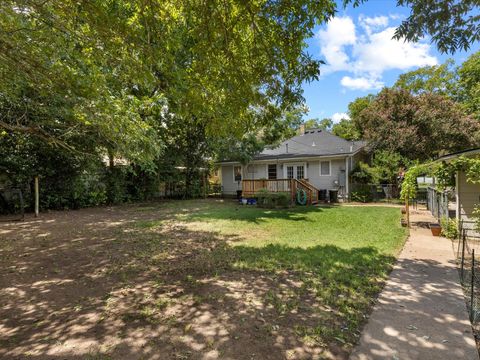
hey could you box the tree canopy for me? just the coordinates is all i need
[349,0,480,54]
[394,60,458,96]
[356,88,479,161]
[0,0,337,164]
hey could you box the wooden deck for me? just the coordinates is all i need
[242,179,319,205]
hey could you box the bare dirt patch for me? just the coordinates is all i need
[0,200,397,359]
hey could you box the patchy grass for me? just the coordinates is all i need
[0,199,406,359]
[128,200,407,353]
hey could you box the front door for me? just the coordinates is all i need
[285,164,305,180]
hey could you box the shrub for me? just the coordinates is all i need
[256,189,291,208]
[440,217,458,239]
[350,185,373,203]
[472,205,480,233]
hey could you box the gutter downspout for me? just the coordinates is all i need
[345,156,349,202]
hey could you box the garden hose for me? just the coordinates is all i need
[296,188,307,205]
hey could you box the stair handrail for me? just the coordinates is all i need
[293,179,317,205]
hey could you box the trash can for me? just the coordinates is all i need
[236,190,243,199]
[329,189,338,203]
[318,189,327,201]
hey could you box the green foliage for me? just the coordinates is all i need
[351,151,409,184]
[393,0,480,54]
[356,88,479,161]
[218,133,265,165]
[350,162,375,184]
[473,205,480,233]
[394,59,457,96]
[434,156,480,189]
[303,118,333,131]
[440,217,458,239]
[256,189,291,208]
[400,163,432,200]
[457,51,480,120]
[348,94,375,133]
[331,118,361,141]
[350,185,373,203]
[0,0,341,166]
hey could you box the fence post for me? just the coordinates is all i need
[461,230,466,283]
[471,249,475,323]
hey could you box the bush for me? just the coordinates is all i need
[473,205,480,233]
[350,185,373,203]
[256,189,291,208]
[440,217,458,239]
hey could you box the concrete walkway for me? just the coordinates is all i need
[350,210,478,360]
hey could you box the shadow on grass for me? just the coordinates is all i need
[0,202,398,360]
[180,201,334,224]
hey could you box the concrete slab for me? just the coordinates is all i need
[350,210,479,360]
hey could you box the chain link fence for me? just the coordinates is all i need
[454,222,480,328]
[349,183,400,203]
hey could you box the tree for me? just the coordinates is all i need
[349,0,480,54]
[303,118,332,130]
[351,151,410,184]
[0,0,339,164]
[348,95,375,137]
[394,0,480,54]
[394,59,457,96]
[457,51,480,120]
[357,88,480,161]
[331,119,361,141]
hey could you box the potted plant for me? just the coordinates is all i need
[430,223,442,236]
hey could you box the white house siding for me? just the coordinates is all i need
[221,163,270,195]
[221,165,241,195]
[303,158,346,190]
[457,171,480,236]
[220,157,352,195]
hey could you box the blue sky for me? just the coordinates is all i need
[302,0,480,122]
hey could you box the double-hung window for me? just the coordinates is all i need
[320,161,330,176]
[268,164,277,180]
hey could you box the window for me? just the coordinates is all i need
[234,165,242,181]
[320,161,330,176]
[296,165,304,179]
[286,166,294,179]
[268,164,277,180]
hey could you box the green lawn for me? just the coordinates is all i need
[132,199,407,355]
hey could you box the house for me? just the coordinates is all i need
[430,148,480,237]
[217,128,366,203]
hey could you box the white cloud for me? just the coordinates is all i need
[359,15,389,34]
[317,17,356,73]
[341,76,383,90]
[317,15,438,91]
[353,27,437,75]
[331,112,350,123]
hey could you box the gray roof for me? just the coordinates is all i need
[435,147,480,162]
[252,129,366,161]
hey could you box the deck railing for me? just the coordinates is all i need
[297,179,319,205]
[242,179,292,197]
[242,178,319,205]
